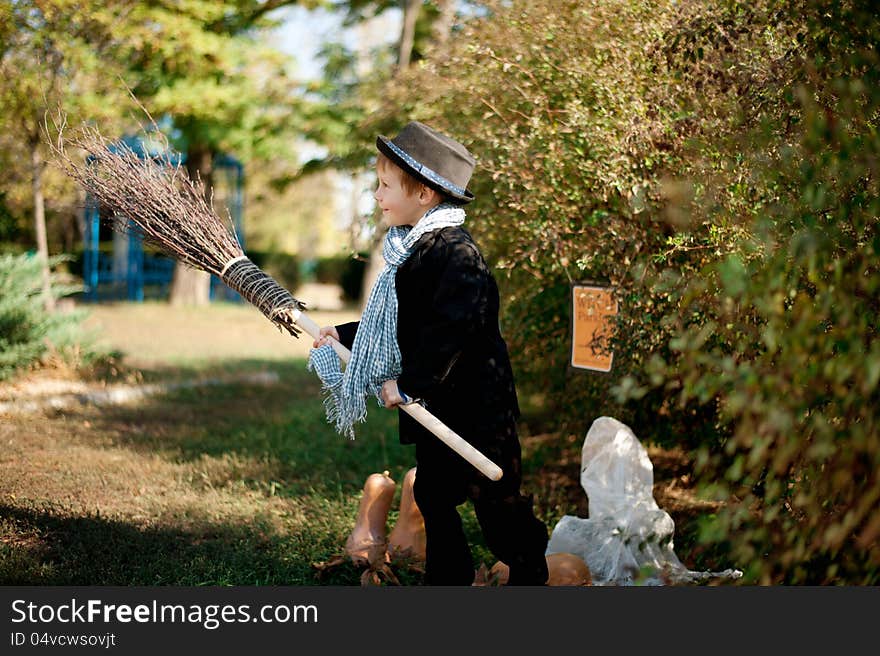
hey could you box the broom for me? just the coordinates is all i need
[48,120,503,482]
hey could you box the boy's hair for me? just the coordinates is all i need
[377,152,448,201]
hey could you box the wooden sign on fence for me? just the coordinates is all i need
[571,284,617,372]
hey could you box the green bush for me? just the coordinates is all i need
[0,242,29,256]
[0,253,100,380]
[313,255,347,285]
[338,254,367,302]
[624,0,880,584]
[374,0,701,435]
[314,253,368,302]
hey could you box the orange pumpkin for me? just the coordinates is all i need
[344,471,396,568]
[387,467,426,564]
[546,552,592,586]
[480,552,592,586]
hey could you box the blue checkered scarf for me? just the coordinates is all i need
[308,203,466,438]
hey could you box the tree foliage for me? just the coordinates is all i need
[1,1,317,303]
[123,1,308,164]
[298,0,458,176]
[113,1,313,304]
[0,0,134,261]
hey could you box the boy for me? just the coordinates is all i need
[310,121,549,585]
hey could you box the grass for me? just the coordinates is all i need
[0,301,508,585]
[0,301,729,585]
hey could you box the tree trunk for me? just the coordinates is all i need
[31,142,54,311]
[432,0,456,46]
[169,144,213,306]
[398,0,421,70]
[360,0,424,305]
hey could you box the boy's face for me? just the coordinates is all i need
[374,162,432,228]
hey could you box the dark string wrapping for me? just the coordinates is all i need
[221,257,306,336]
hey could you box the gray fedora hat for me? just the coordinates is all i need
[376,121,476,204]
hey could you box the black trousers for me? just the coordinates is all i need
[412,422,549,586]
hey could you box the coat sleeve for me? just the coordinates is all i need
[396,236,487,400]
[335,321,360,351]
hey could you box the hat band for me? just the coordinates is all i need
[384,140,468,197]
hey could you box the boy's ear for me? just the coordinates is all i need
[418,185,440,206]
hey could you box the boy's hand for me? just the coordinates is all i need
[380,380,409,409]
[312,326,340,349]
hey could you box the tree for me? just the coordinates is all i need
[397,0,421,69]
[299,1,466,307]
[0,1,133,308]
[2,1,330,306]
[115,1,316,304]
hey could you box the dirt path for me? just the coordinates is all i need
[79,296,359,368]
[0,371,281,414]
[2,296,360,413]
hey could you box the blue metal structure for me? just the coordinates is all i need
[82,132,244,302]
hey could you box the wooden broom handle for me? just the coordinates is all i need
[292,309,504,482]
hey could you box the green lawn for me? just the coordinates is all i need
[0,301,724,585]
[0,302,512,585]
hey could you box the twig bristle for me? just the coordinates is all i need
[47,118,243,276]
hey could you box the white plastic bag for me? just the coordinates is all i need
[546,416,741,585]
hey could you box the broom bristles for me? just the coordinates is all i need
[48,119,306,337]
[50,124,243,276]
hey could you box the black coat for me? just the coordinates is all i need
[337,226,520,448]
